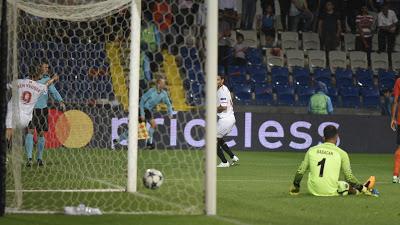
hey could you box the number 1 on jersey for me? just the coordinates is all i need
[317,158,326,177]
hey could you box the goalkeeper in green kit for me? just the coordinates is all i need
[289,125,378,196]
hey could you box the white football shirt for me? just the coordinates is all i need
[7,79,47,128]
[217,85,234,119]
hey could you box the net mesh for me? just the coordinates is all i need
[5,0,206,214]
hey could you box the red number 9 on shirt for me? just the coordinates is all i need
[21,91,32,104]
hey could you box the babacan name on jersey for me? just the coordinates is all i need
[317,149,334,156]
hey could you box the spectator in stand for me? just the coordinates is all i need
[241,0,258,30]
[356,6,375,65]
[318,1,341,52]
[382,88,393,116]
[260,5,276,47]
[219,0,238,37]
[307,0,321,31]
[289,0,313,31]
[279,0,291,31]
[233,33,248,66]
[308,81,333,115]
[378,4,398,65]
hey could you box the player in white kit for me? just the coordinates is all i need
[217,75,239,168]
[6,74,59,141]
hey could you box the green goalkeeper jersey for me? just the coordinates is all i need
[293,142,360,196]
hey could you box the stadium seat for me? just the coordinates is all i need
[340,86,360,108]
[246,48,263,65]
[227,65,246,83]
[275,85,295,105]
[218,65,225,75]
[314,68,332,87]
[378,69,396,90]
[302,32,320,51]
[327,87,338,106]
[344,33,356,51]
[349,51,368,73]
[247,65,267,82]
[271,66,289,85]
[254,83,274,105]
[335,68,353,87]
[293,67,311,86]
[361,87,380,108]
[296,86,315,106]
[233,83,253,105]
[308,50,326,72]
[395,35,400,52]
[281,32,299,50]
[372,35,378,51]
[286,49,305,71]
[190,81,204,96]
[266,48,284,71]
[355,69,374,87]
[235,30,258,48]
[371,52,389,74]
[180,47,189,58]
[329,51,347,73]
[392,52,400,72]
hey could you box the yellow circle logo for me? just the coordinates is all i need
[55,110,94,148]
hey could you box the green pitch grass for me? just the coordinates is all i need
[2,149,400,225]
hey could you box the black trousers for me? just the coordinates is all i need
[378,30,395,53]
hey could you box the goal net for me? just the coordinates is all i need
[5,0,210,214]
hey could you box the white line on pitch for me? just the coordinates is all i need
[6,189,125,193]
[213,216,253,225]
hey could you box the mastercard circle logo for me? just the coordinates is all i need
[45,110,94,148]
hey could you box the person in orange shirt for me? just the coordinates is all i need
[390,78,400,183]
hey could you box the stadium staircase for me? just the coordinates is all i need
[162,50,193,111]
[105,42,129,111]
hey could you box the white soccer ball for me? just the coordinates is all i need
[143,169,164,189]
[337,181,350,196]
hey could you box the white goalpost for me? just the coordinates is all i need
[205,0,218,216]
[5,0,218,215]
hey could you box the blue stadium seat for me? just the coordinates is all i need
[340,87,360,108]
[378,69,396,90]
[180,47,189,58]
[314,68,332,87]
[275,85,295,106]
[190,81,203,96]
[296,86,315,106]
[335,68,353,87]
[361,87,380,108]
[293,67,311,86]
[189,48,198,60]
[247,65,267,82]
[233,83,253,105]
[218,65,225,75]
[355,68,374,87]
[271,67,289,85]
[246,48,263,65]
[254,83,274,105]
[327,87,338,106]
[228,65,246,83]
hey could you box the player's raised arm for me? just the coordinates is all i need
[45,74,59,87]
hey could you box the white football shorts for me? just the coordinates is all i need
[217,116,236,138]
[6,101,31,129]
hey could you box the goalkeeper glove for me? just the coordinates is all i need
[289,184,300,195]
